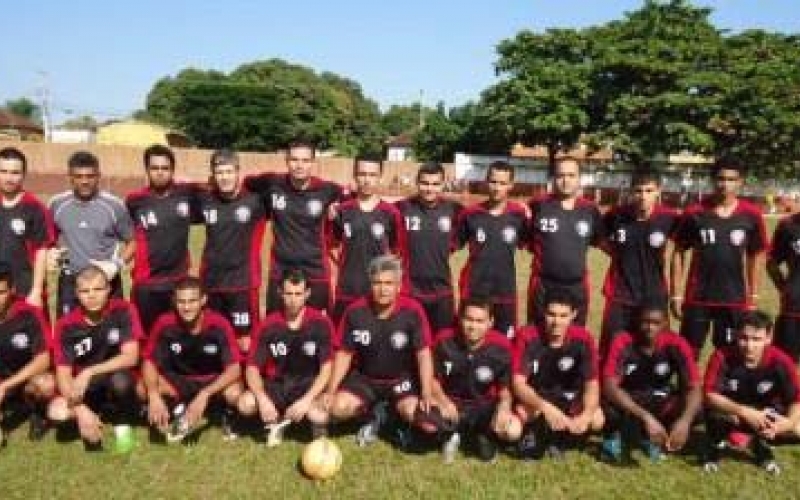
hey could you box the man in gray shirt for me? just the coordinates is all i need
[49,151,134,317]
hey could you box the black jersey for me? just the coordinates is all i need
[245,174,342,280]
[0,192,54,295]
[395,196,462,296]
[769,214,800,316]
[601,204,679,304]
[0,298,50,378]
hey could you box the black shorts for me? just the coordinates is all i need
[540,390,584,417]
[774,314,800,362]
[417,292,455,334]
[680,304,745,356]
[57,272,123,318]
[266,277,331,315]
[339,371,419,408]
[207,289,260,337]
[81,370,136,414]
[163,373,216,402]
[454,399,497,433]
[603,391,682,430]
[528,278,588,327]
[263,376,315,413]
[132,284,177,338]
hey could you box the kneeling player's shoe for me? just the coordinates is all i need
[166,404,190,444]
[442,432,461,464]
[28,412,48,441]
[265,419,291,448]
[518,430,541,461]
[751,438,780,476]
[641,439,665,462]
[356,402,388,447]
[221,409,238,442]
[476,433,498,463]
[600,433,623,463]
[702,460,720,473]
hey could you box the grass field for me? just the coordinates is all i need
[4,218,800,499]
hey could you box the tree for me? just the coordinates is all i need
[381,104,427,137]
[4,97,42,124]
[413,103,464,162]
[59,115,99,130]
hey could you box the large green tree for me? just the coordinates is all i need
[4,97,42,124]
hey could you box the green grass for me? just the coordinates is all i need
[4,218,797,499]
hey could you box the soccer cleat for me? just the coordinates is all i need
[600,433,623,463]
[166,404,190,444]
[221,409,238,442]
[518,430,540,461]
[475,433,498,463]
[702,461,720,473]
[265,419,292,448]
[641,439,665,462]
[751,438,780,475]
[356,402,388,448]
[442,432,461,464]
[28,412,48,442]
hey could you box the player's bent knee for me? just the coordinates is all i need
[222,383,244,406]
[307,405,329,425]
[237,392,257,416]
[395,397,419,423]
[330,393,360,420]
[495,413,523,442]
[27,373,56,400]
[47,397,72,422]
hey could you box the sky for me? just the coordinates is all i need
[2,1,798,124]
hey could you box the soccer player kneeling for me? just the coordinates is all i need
[238,269,333,446]
[513,290,603,460]
[703,310,800,475]
[601,301,702,463]
[141,277,243,443]
[48,266,141,451]
[0,264,54,444]
[423,297,521,463]
[324,255,434,448]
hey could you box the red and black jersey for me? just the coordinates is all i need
[601,204,679,304]
[0,298,50,378]
[395,196,462,296]
[0,192,54,296]
[193,189,267,291]
[336,296,431,381]
[704,345,800,409]
[328,199,406,299]
[248,307,333,381]
[528,195,602,286]
[244,174,342,280]
[456,201,528,298]
[126,183,198,287]
[53,299,143,372]
[145,310,241,379]
[675,199,767,306]
[433,328,512,404]
[602,331,699,396]
[513,325,599,401]
[769,214,800,317]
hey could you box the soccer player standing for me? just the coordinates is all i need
[193,149,267,351]
[599,170,679,355]
[0,147,54,307]
[766,210,800,361]
[456,161,528,338]
[328,156,405,323]
[528,157,602,327]
[126,145,196,335]
[395,162,462,332]
[244,139,343,314]
[49,152,135,317]
[671,157,767,357]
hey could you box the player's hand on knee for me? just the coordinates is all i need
[440,400,459,423]
[542,404,568,431]
[148,394,170,431]
[285,396,312,422]
[186,391,210,428]
[70,372,92,405]
[257,394,279,423]
[643,414,668,445]
[419,391,435,414]
[666,418,691,451]
[75,406,103,442]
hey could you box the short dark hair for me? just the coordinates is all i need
[417,162,445,181]
[486,160,514,181]
[210,149,239,170]
[635,297,668,321]
[286,138,317,158]
[738,310,773,333]
[0,147,27,174]
[174,276,205,295]
[280,268,308,289]
[353,154,384,174]
[68,151,100,171]
[542,288,578,311]
[631,169,662,187]
[143,144,175,169]
[711,155,746,178]
[0,262,14,288]
[458,295,493,318]
[550,156,581,177]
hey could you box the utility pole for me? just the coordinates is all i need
[38,71,51,142]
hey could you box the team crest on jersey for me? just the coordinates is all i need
[730,229,746,246]
[648,231,666,248]
[437,216,452,233]
[654,362,670,376]
[235,206,252,223]
[757,380,774,394]
[302,341,317,356]
[475,366,494,383]
[575,220,590,237]
[390,331,409,349]
[558,356,575,371]
[11,332,29,349]
[171,342,182,354]
[371,222,386,239]
[176,201,189,218]
[727,378,739,392]
[203,343,219,355]
[107,328,121,345]
[625,363,637,375]
[10,218,25,235]
[502,226,517,244]
[307,199,323,217]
